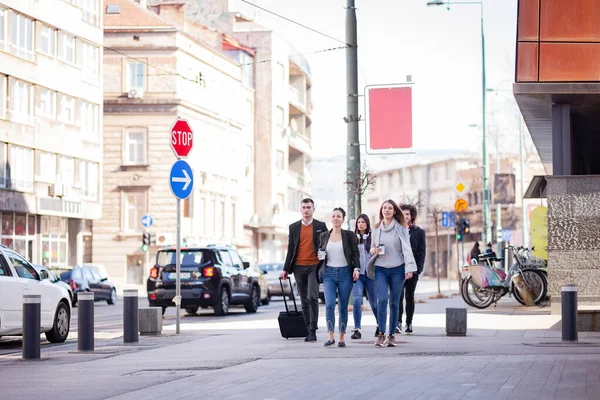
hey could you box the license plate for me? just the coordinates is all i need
[168,272,191,279]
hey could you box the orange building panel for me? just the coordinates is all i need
[518,0,540,41]
[517,42,539,82]
[541,0,600,42]
[540,43,600,81]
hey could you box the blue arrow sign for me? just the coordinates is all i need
[169,160,194,200]
[441,212,449,227]
[141,214,153,228]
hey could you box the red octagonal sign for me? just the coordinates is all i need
[170,118,194,158]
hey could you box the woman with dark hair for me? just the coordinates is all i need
[350,214,379,340]
[317,207,360,347]
[368,200,417,347]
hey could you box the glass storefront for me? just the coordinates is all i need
[40,215,68,267]
[0,212,37,262]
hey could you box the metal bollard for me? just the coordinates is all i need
[77,292,95,351]
[22,294,41,360]
[123,289,139,343]
[561,284,578,342]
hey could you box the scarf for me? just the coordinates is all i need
[381,219,398,233]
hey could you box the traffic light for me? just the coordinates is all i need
[462,219,471,235]
[142,232,150,252]
[456,218,464,241]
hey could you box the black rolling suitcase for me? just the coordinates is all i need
[278,278,308,339]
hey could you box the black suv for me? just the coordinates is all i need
[147,245,261,316]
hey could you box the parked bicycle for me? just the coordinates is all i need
[460,246,547,309]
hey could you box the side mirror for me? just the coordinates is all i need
[242,262,250,270]
[40,270,50,280]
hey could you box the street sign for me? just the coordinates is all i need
[502,229,513,242]
[455,198,468,213]
[456,182,466,193]
[141,214,153,228]
[441,211,457,228]
[169,160,194,200]
[170,118,194,158]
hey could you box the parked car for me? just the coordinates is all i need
[53,265,117,307]
[0,246,71,343]
[147,245,262,316]
[258,263,297,301]
[244,261,270,305]
[33,264,73,304]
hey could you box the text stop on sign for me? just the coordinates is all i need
[170,118,194,158]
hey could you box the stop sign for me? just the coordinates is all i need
[170,118,194,158]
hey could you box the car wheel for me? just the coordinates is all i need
[245,285,260,313]
[261,295,270,306]
[107,289,117,305]
[214,287,230,316]
[185,306,199,315]
[45,302,70,343]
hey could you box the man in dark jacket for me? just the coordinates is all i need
[281,198,327,342]
[397,204,426,335]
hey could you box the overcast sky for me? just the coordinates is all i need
[232,0,524,160]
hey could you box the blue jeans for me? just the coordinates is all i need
[375,265,406,335]
[351,274,377,330]
[323,266,353,334]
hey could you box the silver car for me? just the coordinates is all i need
[258,263,297,301]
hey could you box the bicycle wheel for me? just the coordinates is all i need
[464,276,495,309]
[460,278,475,307]
[513,269,547,305]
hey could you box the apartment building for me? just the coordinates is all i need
[0,0,103,266]
[185,0,314,263]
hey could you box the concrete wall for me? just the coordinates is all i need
[547,175,600,313]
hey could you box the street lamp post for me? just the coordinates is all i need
[427,0,491,245]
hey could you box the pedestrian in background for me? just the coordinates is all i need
[281,198,327,342]
[318,207,360,347]
[350,214,379,340]
[468,242,481,264]
[369,200,417,347]
[397,204,426,335]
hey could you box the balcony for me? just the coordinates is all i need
[288,129,311,156]
[288,170,305,190]
[288,85,307,113]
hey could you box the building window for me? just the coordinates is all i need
[10,13,34,61]
[276,62,285,87]
[80,101,99,140]
[77,161,98,199]
[210,199,216,237]
[41,216,68,267]
[0,8,5,47]
[81,41,99,77]
[198,198,206,236]
[276,106,284,127]
[0,142,7,188]
[123,191,146,232]
[80,0,99,26]
[36,87,56,119]
[127,62,145,91]
[231,203,236,239]
[183,194,192,218]
[58,156,74,192]
[58,94,75,124]
[8,78,33,122]
[0,74,5,119]
[39,24,57,57]
[59,32,75,64]
[124,130,147,165]
[35,151,57,184]
[9,145,33,191]
[276,150,284,170]
[398,170,403,186]
[216,201,225,239]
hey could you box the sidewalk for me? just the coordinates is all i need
[3,280,600,399]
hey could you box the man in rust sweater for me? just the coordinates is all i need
[281,198,327,342]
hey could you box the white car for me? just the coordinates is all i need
[0,246,71,343]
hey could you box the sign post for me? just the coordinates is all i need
[141,214,153,283]
[169,118,194,335]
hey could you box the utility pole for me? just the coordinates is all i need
[345,0,360,221]
[519,117,528,248]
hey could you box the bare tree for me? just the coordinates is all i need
[428,205,444,295]
[344,162,377,216]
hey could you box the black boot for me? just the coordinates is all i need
[306,329,317,342]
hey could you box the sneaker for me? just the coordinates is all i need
[374,334,385,347]
[386,335,397,347]
[351,329,361,340]
[405,324,413,335]
[395,325,401,334]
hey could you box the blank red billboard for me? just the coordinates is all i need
[365,85,413,154]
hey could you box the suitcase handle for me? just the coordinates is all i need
[279,277,299,314]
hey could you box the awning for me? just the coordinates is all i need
[523,175,547,199]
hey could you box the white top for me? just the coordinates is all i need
[326,240,347,267]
